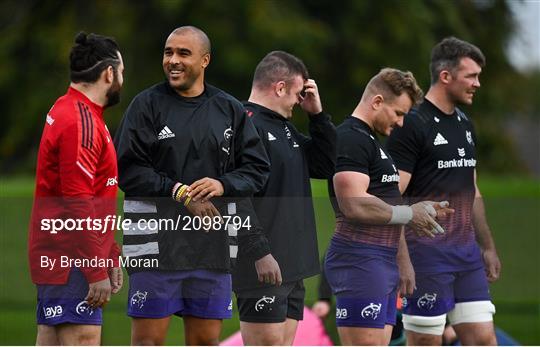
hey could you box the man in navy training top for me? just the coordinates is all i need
[325,68,453,345]
[387,37,501,345]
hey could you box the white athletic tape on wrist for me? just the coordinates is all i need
[389,205,413,225]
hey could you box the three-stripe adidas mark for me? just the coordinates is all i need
[158,126,175,140]
[433,133,448,146]
[78,102,94,150]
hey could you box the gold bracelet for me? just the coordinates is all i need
[172,182,182,199]
[175,185,188,202]
[173,185,182,201]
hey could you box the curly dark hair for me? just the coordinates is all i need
[69,31,120,83]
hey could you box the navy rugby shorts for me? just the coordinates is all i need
[36,268,102,325]
[127,269,232,319]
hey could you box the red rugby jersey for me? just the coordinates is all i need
[28,87,120,285]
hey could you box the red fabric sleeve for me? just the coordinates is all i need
[109,241,121,268]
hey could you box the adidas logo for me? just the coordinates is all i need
[46,114,55,125]
[268,132,276,141]
[457,148,466,157]
[158,126,175,140]
[380,148,388,159]
[433,133,448,146]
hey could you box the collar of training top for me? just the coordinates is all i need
[243,101,287,122]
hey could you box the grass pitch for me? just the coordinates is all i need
[0,176,538,345]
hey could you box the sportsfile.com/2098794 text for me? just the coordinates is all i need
[40,215,251,234]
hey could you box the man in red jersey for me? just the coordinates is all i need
[28,32,124,345]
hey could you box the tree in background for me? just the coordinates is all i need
[0,0,536,174]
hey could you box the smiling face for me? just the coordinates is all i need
[280,75,305,119]
[447,57,482,105]
[372,92,413,136]
[270,74,305,119]
[162,31,210,96]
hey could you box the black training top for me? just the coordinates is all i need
[386,99,481,272]
[330,116,402,249]
[232,102,336,290]
[114,82,271,273]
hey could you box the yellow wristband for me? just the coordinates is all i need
[172,182,182,199]
[176,185,188,201]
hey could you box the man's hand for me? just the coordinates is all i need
[255,254,282,286]
[185,200,222,231]
[109,267,123,294]
[312,300,331,319]
[408,202,444,238]
[85,278,112,308]
[482,248,501,282]
[299,79,323,115]
[423,201,455,219]
[398,256,416,296]
[189,177,224,202]
[397,249,416,296]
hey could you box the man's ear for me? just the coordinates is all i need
[104,66,115,84]
[439,69,452,85]
[201,53,210,68]
[371,94,384,110]
[274,81,287,97]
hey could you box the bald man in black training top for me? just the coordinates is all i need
[115,26,274,345]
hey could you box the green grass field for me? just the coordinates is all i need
[0,176,539,345]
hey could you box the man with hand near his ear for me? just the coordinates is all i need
[232,51,336,345]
